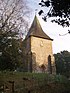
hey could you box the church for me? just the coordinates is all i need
[23,15,56,74]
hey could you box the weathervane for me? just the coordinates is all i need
[35,9,38,15]
[59,30,70,36]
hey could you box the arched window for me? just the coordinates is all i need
[27,52,36,72]
[29,52,32,72]
[32,52,36,72]
[27,52,32,72]
[48,55,52,74]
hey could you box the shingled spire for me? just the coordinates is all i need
[26,15,53,40]
[24,15,56,73]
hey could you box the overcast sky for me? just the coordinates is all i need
[27,0,70,54]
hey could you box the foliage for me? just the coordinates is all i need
[0,39,21,70]
[0,0,29,51]
[39,0,70,27]
[54,50,70,77]
[0,0,30,71]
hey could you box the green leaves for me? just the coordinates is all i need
[39,0,70,27]
[0,0,30,71]
[54,50,70,77]
[39,0,50,7]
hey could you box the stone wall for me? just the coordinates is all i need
[30,36,56,73]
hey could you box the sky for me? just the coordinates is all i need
[27,0,70,54]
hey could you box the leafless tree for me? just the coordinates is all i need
[0,0,30,38]
[0,0,31,71]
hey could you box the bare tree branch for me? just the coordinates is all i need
[0,0,30,36]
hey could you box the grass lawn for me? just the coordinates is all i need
[0,71,70,93]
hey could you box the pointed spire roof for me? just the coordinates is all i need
[26,15,53,40]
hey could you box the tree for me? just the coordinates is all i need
[0,0,29,50]
[0,38,26,71]
[54,50,70,77]
[39,0,70,27]
[0,0,30,71]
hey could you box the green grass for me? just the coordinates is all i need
[0,71,69,84]
[0,71,70,93]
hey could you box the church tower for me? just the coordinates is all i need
[25,15,56,74]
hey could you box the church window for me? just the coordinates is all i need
[48,55,52,74]
[32,52,36,72]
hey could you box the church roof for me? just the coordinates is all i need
[26,15,53,40]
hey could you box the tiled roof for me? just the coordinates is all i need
[26,15,53,40]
